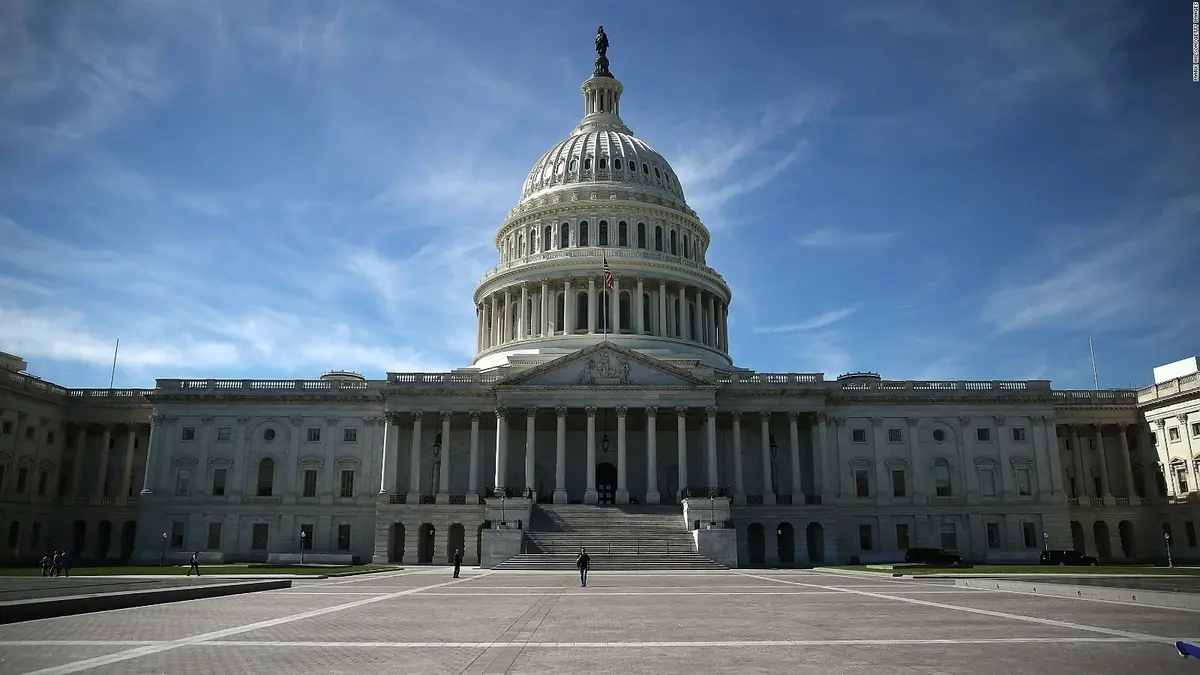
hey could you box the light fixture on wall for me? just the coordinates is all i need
[432,433,442,458]
[769,435,778,458]
[601,409,610,454]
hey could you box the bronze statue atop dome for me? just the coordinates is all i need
[593,26,613,78]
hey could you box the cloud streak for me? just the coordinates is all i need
[795,228,897,248]
[755,305,860,335]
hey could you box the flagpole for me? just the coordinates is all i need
[1088,334,1099,390]
[109,338,120,389]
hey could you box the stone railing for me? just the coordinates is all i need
[2,370,69,399]
[156,379,376,393]
[1052,390,1139,405]
[69,388,153,402]
[387,372,506,386]
[478,247,727,286]
[838,379,1046,393]
[716,372,824,385]
[1138,373,1199,404]
[3,370,154,404]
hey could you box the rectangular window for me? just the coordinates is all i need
[1193,423,1200,438]
[46,431,55,444]
[1178,468,1190,493]
[934,463,952,497]
[15,467,28,493]
[854,469,870,498]
[251,523,269,550]
[337,524,352,551]
[340,470,355,498]
[37,471,48,496]
[303,469,318,498]
[986,522,1001,549]
[6,522,20,547]
[891,469,906,497]
[1187,522,1198,548]
[30,521,42,548]
[343,428,357,443]
[24,426,33,439]
[0,421,10,434]
[1011,427,1026,442]
[216,427,231,442]
[301,523,314,550]
[170,521,186,549]
[1016,468,1033,496]
[939,522,958,551]
[181,426,196,441]
[1169,427,1181,442]
[307,427,321,442]
[211,468,227,496]
[858,524,873,551]
[851,429,867,443]
[887,428,902,443]
[207,522,222,550]
[1022,522,1038,548]
[976,428,991,442]
[895,523,910,551]
[980,468,996,497]
[175,468,191,496]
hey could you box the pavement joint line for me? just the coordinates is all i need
[734,572,1179,644]
[312,568,442,586]
[19,571,494,675]
[411,590,984,596]
[458,581,569,675]
[954,581,1200,613]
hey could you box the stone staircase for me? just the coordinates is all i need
[492,503,727,571]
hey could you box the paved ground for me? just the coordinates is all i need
[1000,575,1200,594]
[0,568,1198,674]
[0,577,219,603]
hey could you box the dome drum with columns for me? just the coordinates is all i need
[472,37,732,372]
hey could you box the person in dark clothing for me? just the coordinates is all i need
[576,547,590,587]
[51,551,61,577]
[452,548,463,578]
[187,552,201,576]
[40,553,50,577]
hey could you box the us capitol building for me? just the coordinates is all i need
[2,30,1199,569]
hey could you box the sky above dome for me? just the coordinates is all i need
[1,0,1196,390]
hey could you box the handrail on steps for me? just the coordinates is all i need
[522,538,679,555]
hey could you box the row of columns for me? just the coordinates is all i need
[1063,423,1141,501]
[476,277,729,352]
[0,417,142,501]
[1151,413,1197,496]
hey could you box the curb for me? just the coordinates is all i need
[955,578,1200,610]
[0,579,292,624]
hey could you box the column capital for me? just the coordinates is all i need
[504,288,512,298]
[520,281,530,291]
[957,416,971,427]
[993,415,1007,427]
[290,415,304,427]
[495,407,509,419]
[704,406,718,418]
[675,406,689,417]
[869,416,883,426]
[469,411,481,422]
[615,406,629,418]
[200,416,215,425]
[787,411,800,422]
[635,276,645,284]
[525,407,538,418]
[905,416,918,427]
[411,411,424,423]
[554,406,568,418]
[731,411,742,423]
[585,406,598,418]
[759,411,771,423]
[440,411,452,422]
[1178,414,1190,425]
[236,416,250,425]
[150,413,166,424]
[645,406,658,419]
[1044,416,1057,427]
[1155,418,1166,429]
[326,416,340,426]
[588,275,598,284]
[830,416,845,427]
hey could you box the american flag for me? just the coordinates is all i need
[603,256,614,291]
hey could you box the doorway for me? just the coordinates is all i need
[596,462,617,505]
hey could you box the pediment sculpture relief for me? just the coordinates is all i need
[577,352,632,385]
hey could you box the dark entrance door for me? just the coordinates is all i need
[596,462,617,505]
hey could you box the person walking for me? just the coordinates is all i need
[187,552,201,576]
[40,553,50,577]
[51,551,61,577]
[576,547,590,587]
[452,548,463,578]
[59,550,70,577]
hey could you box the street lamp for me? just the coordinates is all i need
[769,436,779,495]
[601,433,610,454]
[1165,532,1173,568]
[500,494,507,528]
[300,531,307,565]
[709,495,715,528]
[1043,532,1049,551]
[160,532,167,567]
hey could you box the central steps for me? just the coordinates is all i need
[492,504,727,571]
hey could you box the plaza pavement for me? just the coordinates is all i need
[0,568,1198,674]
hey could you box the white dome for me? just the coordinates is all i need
[520,130,687,205]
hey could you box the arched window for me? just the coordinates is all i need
[642,163,649,175]
[575,293,589,331]
[672,297,680,337]
[614,158,622,170]
[654,167,661,179]
[256,458,275,497]
[686,301,696,340]
[579,221,589,246]
[619,292,631,332]
[637,223,646,248]
[599,157,607,170]
[543,225,552,252]
[655,226,663,252]
[559,222,570,249]
[569,158,577,172]
[642,293,652,334]
[530,228,538,253]
[555,293,565,333]
[584,157,592,171]
[669,230,677,255]
[599,220,609,246]
[517,233,524,256]
[618,221,628,246]
[683,234,689,259]
[934,459,952,497]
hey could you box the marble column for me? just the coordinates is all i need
[788,412,803,498]
[1093,424,1112,499]
[540,281,550,337]
[760,412,775,505]
[675,406,689,499]
[554,406,567,503]
[120,425,137,498]
[71,427,87,498]
[616,406,629,503]
[1069,425,1088,498]
[635,277,645,334]
[706,296,716,346]
[518,283,528,340]
[705,406,718,488]
[732,412,745,503]
[524,407,537,493]
[503,291,511,343]
[1117,424,1137,499]
[564,278,574,334]
[140,416,162,495]
[585,407,598,503]
[408,412,423,498]
[494,407,509,490]
[645,407,660,504]
[95,425,112,498]
[438,412,452,500]
[467,412,480,498]
[657,281,668,337]
[1044,417,1065,496]
[818,413,832,500]
[611,276,620,332]
[587,277,597,334]
[379,414,393,493]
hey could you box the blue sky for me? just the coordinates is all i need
[1,0,1197,390]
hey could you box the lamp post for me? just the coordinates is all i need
[500,494,507,528]
[769,436,779,495]
[1043,532,1049,551]
[300,531,307,565]
[709,495,715,528]
[431,434,442,494]
[160,532,167,567]
[1165,532,1173,568]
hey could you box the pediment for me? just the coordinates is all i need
[501,343,711,388]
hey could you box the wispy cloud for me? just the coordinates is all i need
[795,228,896,248]
[755,306,860,335]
